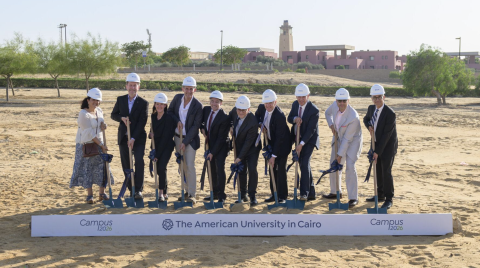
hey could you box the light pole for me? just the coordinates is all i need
[220,30,223,71]
[456,37,461,60]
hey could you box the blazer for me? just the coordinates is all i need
[167,94,203,150]
[200,106,230,156]
[255,104,291,158]
[233,112,260,160]
[110,94,149,145]
[363,104,398,158]
[287,100,320,149]
[151,113,176,158]
[325,101,363,161]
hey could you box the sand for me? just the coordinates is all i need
[1,87,479,267]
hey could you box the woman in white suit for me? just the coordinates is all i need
[323,88,363,207]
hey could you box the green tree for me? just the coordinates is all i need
[336,65,345,69]
[70,33,122,92]
[402,44,473,104]
[213,45,247,65]
[0,33,37,101]
[162,45,190,69]
[121,41,151,68]
[30,39,72,97]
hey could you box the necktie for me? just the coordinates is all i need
[370,109,379,130]
[234,117,239,138]
[207,111,215,141]
[264,112,271,140]
[299,106,302,118]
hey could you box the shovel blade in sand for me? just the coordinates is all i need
[103,189,123,208]
[328,191,349,211]
[173,190,193,209]
[147,200,167,209]
[204,192,222,210]
[267,192,287,210]
[286,189,305,210]
[367,196,388,214]
[125,186,145,208]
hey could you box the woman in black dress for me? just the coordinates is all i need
[150,93,176,201]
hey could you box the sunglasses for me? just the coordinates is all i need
[237,109,247,112]
[372,95,383,100]
[336,100,347,103]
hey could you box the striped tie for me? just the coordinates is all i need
[370,109,379,128]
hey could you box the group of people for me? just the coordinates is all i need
[70,72,397,210]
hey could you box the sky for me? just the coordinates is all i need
[1,0,479,56]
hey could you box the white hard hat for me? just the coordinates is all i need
[87,88,102,101]
[335,88,350,100]
[235,95,251,109]
[182,76,197,87]
[154,93,168,104]
[262,89,277,103]
[126,73,140,83]
[370,84,385,95]
[209,90,223,101]
[295,83,310,97]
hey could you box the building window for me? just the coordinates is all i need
[370,56,374,60]
[287,56,292,60]
[382,56,384,59]
[345,65,350,69]
[385,56,388,59]
[318,55,320,60]
[306,55,309,59]
[370,66,374,69]
[253,56,256,61]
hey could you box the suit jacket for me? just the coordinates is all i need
[255,104,291,158]
[287,100,320,149]
[200,106,230,156]
[151,113,176,158]
[363,104,398,157]
[325,101,363,161]
[111,94,149,145]
[167,94,203,150]
[233,112,260,160]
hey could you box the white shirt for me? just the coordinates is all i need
[263,110,273,140]
[335,110,345,132]
[175,96,192,135]
[236,117,245,136]
[128,95,137,114]
[294,103,307,144]
[76,108,104,144]
[206,109,218,132]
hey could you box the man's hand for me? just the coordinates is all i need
[201,129,207,139]
[336,155,342,163]
[268,157,275,168]
[207,153,213,161]
[121,117,130,126]
[295,144,303,157]
[100,122,107,131]
[330,125,336,135]
[180,143,186,152]
[229,127,233,137]
[294,117,302,125]
[234,158,241,164]
[128,139,135,149]
[153,158,158,162]
[100,145,108,153]
[373,152,378,163]
[368,126,374,135]
[177,122,183,133]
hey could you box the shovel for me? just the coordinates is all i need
[229,130,247,211]
[328,129,349,211]
[102,129,123,208]
[264,136,287,210]
[124,117,144,208]
[286,125,305,210]
[174,132,193,209]
[147,125,167,209]
[204,143,223,210]
[367,130,388,214]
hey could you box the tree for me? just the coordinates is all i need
[213,45,247,65]
[402,44,473,104]
[121,41,151,68]
[0,33,37,101]
[70,33,122,92]
[30,38,72,97]
[162,45,190,69]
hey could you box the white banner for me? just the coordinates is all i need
[31,214,452,237]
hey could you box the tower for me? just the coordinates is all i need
[279,20,293,59]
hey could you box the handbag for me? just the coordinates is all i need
[82,111,100,158]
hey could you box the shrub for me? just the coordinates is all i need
[389,71,401,79]
[210,85,220,92]
[273,69,279,73]
[336,65,345,69]
[241,86,250,92]
[282,68,293,72]
[196,85,208,92]
[244,68,251,71]
[311,64,325,70]
[295,62,313,69]
[295,68,306,73]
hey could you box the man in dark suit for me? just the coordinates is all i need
[287,83,320,201]
[167,76,203,203]
[111,73,149,199]
[363,84,398,209]
[200,90,230,202]
[255,89,291,203]
[230,96,262,205]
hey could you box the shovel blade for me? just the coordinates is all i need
[147,200,160,208]
[367,207,388,214]
[158,201,168,210]
[125,197,145,208]
[204,201,216,210]
[173,201,193,210]
[286,199,305,210]
[267,203,279,210]
[214,202,224,209]
[328,201,349,211]
[112,199,124,208]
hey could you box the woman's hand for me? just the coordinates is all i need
[101,145,108,152]
[100,122,107,131]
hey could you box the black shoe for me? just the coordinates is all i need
[366,196,386,202]
[234,200,244,204]
[264,196,275,202]
[307,195,316,201]
[322,193,342,199]
[134,191,143,199]
[250,198,258,206]
[241,196,249,202]
[278,199,286,204]
[381,200,393,209]
[178,193,189,201]
[348,199,359,207]
[217,198,226,203]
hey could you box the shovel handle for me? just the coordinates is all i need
[151,124,158,190]
[334,126,339,192]
[371,130,377,197]
[126,117,135,188]
[102,129,111,190]
[264,136,278,194]
[205,143,214,193]
[294,124,300,189]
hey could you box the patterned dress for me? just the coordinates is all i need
[70,108,114,189]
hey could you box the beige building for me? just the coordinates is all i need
[279,20,293,59]
[189,51,213,61]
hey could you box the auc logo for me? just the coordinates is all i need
[162,219,174,231]
[370,218,404,231]
[80,219,113,231]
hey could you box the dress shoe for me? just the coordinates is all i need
[278,199,286,204]
[250,198,258,206]
[203,195,219,201]
[381,200,393,209]
[307,195,316,201]
[158,195,165,202]
[264,196,275,202]
[348,199,358,207]
[299,195,308,201]
[322,193,342,199]
[164,194,168,200]
[366,196,386,202]
[186,195,196,204]
[217,198,226,203]
[177,192,189,201]
[134,191,143,199]
[242,196,249,202]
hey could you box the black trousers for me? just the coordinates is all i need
[299,143,316,197]
[155,149,173,190]
[209,145,228,200]
[376,154,395,200]
[119,138,145,193]
[239,147,261,199]
[269,155,288,200]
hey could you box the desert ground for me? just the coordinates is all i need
[0,84,479,267]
